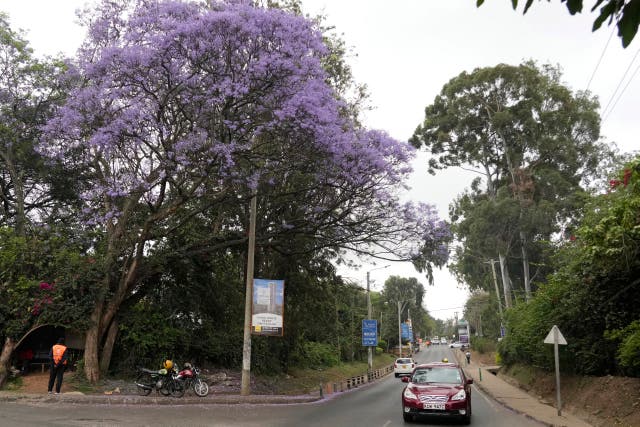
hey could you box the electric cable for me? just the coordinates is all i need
[603,60,640,123]
[601,47,640,119]
[586,25,616,92]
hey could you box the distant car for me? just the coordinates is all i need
[401,361,473,424]
[440,338,448,345]
[394,358,416,377]
[449,341,463,348]
[431,338,440,345]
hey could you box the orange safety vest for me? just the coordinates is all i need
[52,344,67,365]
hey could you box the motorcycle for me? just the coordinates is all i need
[175,363,209,397]
[135,366,185,397]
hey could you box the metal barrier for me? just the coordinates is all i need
[320,363,394,398]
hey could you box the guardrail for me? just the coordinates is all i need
[319,364,394,398]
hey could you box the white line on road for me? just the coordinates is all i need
[382,420,391,427]
[473,384,498,411]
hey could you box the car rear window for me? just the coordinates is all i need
[396,358,412,364]
[412,367,462,384]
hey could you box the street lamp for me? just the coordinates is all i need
[366,264,390,371]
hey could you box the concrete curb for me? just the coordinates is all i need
[0,391,323,406]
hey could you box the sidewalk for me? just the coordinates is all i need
[453,351,591,427]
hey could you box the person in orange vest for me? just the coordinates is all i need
[47,337,68,394]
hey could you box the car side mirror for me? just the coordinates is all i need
[401,376,410,383]
[467,378,473,385]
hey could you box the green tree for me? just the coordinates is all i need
[499,157,640,375]
[411,61,602,303]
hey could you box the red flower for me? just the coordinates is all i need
[623,169,632,187]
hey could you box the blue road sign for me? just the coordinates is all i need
[362,319,378,346]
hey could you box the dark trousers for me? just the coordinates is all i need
[48,364,65,393]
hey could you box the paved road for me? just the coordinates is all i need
[0,346,543,426]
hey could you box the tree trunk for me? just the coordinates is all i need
[99,318,119,374]
[499,252,512,309]
[84,303,103,383]
[520,231,531,301]
[0,337,16,388]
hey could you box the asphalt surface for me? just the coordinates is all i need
[0,345,556,426]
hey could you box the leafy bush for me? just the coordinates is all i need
[291,341,340,368]
[471,336,496,354]
[606,320,640,376]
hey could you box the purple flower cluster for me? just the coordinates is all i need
[37,0,447,261]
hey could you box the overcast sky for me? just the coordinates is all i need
[1,0,637,322]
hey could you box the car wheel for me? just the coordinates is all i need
[463,400,472,424]
[402,412,413,423]
[395,373,399,378]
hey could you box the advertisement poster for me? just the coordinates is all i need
[251,279,285,336]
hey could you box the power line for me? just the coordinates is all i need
[601,47,640,119]
[603,60,640,123]
[586,25,616,92]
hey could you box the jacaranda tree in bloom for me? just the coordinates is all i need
[39,0,449,382]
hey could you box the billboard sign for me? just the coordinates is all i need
[251,279,285,336]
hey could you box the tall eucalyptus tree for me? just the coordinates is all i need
[411,62,601,303]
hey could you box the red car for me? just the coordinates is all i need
[401,362,473,424]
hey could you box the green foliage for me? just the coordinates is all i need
[0,227,98,340]
[606,320,640,376]
[471,336,497,354]
[114,301,189,370]
[291,341,340,368]
[500,157,640,376]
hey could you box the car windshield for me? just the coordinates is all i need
[397,358,412,364]
[412,367,461,384]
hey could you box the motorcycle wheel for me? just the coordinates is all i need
[135,373,153,396]
[193,378,209,397]
[169,379,185,398]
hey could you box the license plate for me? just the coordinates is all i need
[423,402,445,410]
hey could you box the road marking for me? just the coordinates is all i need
[382,421,391,427]
[473,384,498,411]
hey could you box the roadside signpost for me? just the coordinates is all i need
[362,319,378,347]
[544,325,568,416]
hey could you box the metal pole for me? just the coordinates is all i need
[240,192,257,396]
[398,301,402,358]
[554,328,562,416]
[367,271,372,371]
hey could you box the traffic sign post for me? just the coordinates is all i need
[362,319,378,347]
[544,325,567,416]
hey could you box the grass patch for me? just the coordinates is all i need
[3,376,23,391]
[255,353,396,395]
[65,371,104,394]
[504,364,536,387]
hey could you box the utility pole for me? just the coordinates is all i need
[240,192,257,396]
[397,299,410,358]
[366,265,389,371]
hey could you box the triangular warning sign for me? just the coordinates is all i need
[544,325,567,345]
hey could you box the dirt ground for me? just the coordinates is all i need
[471,351,640,427]
[14,371,71,394]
